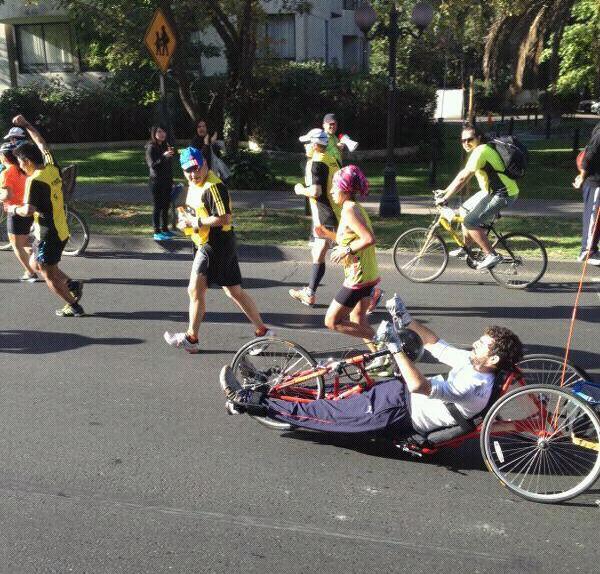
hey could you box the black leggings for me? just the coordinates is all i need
[150,181,171,232]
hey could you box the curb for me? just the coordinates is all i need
[87,234,597,280]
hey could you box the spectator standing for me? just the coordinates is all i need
[190,119,230,181]
[163,147,273,354]
[574,122,600,265]
[322,113,346,166]
[0,143,38,281]
[145,125,175,241]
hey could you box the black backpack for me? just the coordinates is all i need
[488,136,528,180]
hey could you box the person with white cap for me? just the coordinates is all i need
[3,126,28,145]
[289,128,341,307]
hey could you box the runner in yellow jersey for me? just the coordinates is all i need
[289,128,341,307]
[164,147,273,354]
[11,141,84,316]
[314,165,380,346]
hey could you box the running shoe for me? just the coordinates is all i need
[366,286,383,316]
[248,328,275,356]
[68,280,83,303]
[449,247,468,258]
[55,303,85,317]
[476,253,503,270]
[577,250,589,263]
[161,230,175,238]
[588,255,600,266]
[153,232,171,241]
[163,331,201,354]
[19,272,39,283]
[289,287,315,307]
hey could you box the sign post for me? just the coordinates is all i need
[144,8,177,139]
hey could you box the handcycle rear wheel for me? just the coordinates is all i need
[392,227,449,283]
[63,207,89,256]
[488,232,547,288]
[517,354,590,389]
[231,337,324,431]
[0,204,12,250]
[480,384,600,503]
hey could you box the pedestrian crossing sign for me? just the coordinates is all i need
[144,8,177,73]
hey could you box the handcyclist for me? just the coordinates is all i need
[434,124,520,270]
[220,295,523,436]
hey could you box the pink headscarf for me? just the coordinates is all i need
[332,165,369,198]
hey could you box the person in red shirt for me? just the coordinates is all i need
[0,142,38,281]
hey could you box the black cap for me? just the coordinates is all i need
[323,113,337,123]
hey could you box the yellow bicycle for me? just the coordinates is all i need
[392,204,547,288]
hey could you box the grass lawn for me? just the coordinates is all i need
[54,117,597,201]
[75,203,582,260]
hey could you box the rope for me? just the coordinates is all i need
[560,204,600,386]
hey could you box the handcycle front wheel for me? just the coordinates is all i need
[0,204,13,250]
[488,232,547,288]
[63,207,90,256]
[230,337,324,431]
[480,384,600,503]
[516,354,590,389]
[392,227,449,283]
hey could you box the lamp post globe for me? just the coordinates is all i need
[354,2,377,35]
[411,2,434,32]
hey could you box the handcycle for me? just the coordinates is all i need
[225,305,600,503]
[0,164,89,256]
[392,201,547,289]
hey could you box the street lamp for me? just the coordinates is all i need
[355,1,434,217]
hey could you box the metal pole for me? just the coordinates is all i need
[159,73,173,142]
[380,3,400,217]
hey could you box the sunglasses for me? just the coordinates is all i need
[461,137,475,143]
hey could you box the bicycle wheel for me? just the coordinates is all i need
[392,227,448,283]
[0,204,12,250]
[517,354,590,389]
[230,337,325,431]
[488,232,547,289]
[481,384,600,503]
[63,207,89,256]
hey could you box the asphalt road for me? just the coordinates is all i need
[1,247,599,573]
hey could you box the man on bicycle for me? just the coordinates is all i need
[434,125,519,270]
[220,296,523,437]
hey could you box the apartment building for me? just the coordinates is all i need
[0,0,367,91]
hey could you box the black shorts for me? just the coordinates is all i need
[313,201,338,230]
[6,213,33,236]
[192,242,242,287]
[334,284,374,309]
[33,237,68,266]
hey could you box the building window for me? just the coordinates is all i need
[259,14,296,60]
[16,22,75,73]
[343,0,360,9]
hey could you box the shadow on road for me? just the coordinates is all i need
[85,277,302,290]
[0,330,144,354]
[281,430,487,472]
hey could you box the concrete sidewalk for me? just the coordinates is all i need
[76,183,583,218]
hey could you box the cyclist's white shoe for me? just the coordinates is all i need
[163,331,201,354]
[449,247,467,258]
[385,294,413,327]
[476,253,503,270]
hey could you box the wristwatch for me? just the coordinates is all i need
[344,245,354,256]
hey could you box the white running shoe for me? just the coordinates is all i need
[476,253,503,270]
[248,329,275,356]
[449,247,467,258]
[163,331,201,354]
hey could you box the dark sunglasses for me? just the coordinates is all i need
[461,137,475,143]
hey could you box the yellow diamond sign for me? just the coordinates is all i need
[144,8,177,73]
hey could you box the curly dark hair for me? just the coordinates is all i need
[485,326,523,372]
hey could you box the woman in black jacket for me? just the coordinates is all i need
[145,125,175,240]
